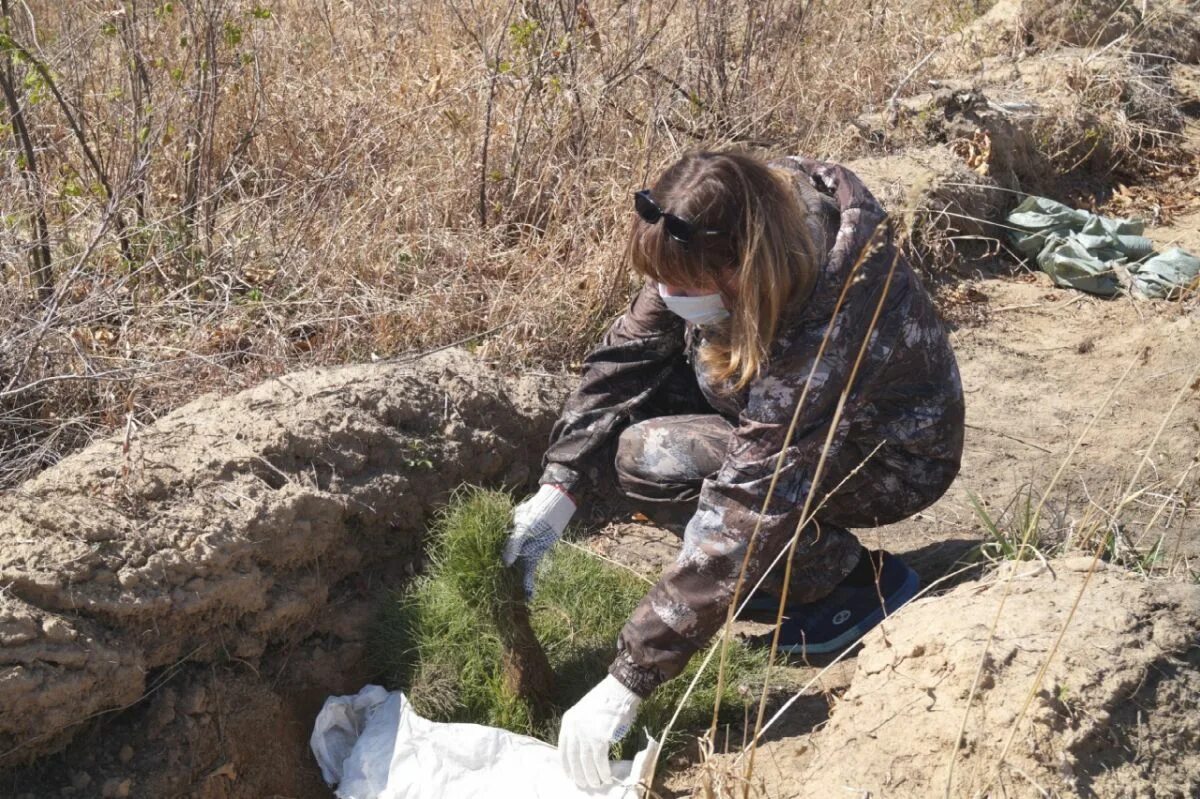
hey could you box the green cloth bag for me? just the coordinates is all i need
[1129,248,1200,299]
[1006,195,1192,298]
[1034,235,1121,296]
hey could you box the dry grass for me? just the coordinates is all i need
[0,3,1193,485]
[0,0,989,486]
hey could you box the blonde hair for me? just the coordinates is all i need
[628,151,820,391]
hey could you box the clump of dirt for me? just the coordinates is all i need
[1025,0,1200,63]
[954,0,1200,65]
[1024,0,1141,49]
[498,596,557,721]
[782,559,1200,798]
[856,52,1182,198]
[847,145,1009,270]
[0,349,568,793]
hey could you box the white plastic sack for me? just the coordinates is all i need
[311,686,660,799]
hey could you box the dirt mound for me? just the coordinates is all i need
[0,349,566,778]
[956,0,1200,65]
[852,89,1049,192]
[844,39,1190,273]
[1026,0,1200,63]
[980,50,1183,161]
[1024,0,1140,49]
[787,559,1200,798]
[847,145,1008,269]
[857,51,1183,196]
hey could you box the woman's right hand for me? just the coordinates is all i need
[501,484,576,597]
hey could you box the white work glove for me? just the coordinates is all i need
[558,674,642,790]
[501,484,576,597]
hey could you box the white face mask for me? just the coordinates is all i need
[657,283,730,326]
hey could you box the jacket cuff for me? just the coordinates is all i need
[539,463,582,496]
[607,648,663,700]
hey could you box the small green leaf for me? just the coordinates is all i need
[223,22,243,48]
[508,18,540,52]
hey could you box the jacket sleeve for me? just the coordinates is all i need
[540,278,686,495]
[607,293,872,697]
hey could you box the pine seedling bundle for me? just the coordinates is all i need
[374,487,768,755]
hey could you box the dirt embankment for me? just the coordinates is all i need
[0,350,567,797]
[843,0,1200,278]
[751,559,1200,798]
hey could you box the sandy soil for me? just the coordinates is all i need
[679,558,1200,799]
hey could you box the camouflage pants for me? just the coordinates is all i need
[613,410,950,604]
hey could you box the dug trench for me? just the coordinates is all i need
[0,350,571,798]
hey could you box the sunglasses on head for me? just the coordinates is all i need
[634,189,723,245]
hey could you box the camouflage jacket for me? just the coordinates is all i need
[540,158,965,697]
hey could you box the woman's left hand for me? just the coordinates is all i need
[557,674,642,789]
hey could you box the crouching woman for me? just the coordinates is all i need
[503,151,965,789]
